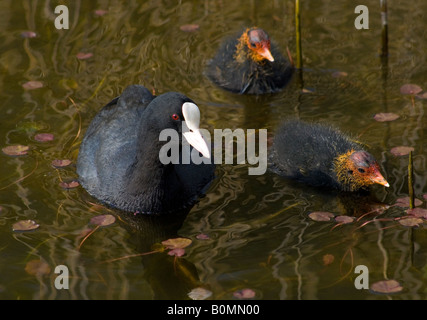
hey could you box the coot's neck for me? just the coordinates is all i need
[333,149,367,192]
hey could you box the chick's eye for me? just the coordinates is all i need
[250,42,257,48]
[358,168,366,173]
[172,114,180,121]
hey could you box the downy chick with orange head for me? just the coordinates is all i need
[268,120,389,192]
[206,27,294,95]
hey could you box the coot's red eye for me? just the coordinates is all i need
[172,114,180,121]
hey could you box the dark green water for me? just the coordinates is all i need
[0,0,426,300]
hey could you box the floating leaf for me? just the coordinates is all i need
[90,214,115,227]
[21,31,37,38]
[22,81,43,90]
[51,159,72,168]
[233,288,256,299]
[331,71,348,78]
[59,181,80,189]
[13,220,39,232]
[416,92,427,99]
[168,248,185,257]
[188,287,212,300]
[180,24,200,32]
[162,237,192,250]
[2,145,29,156]
[370,280,403,294]
[25,260,51,277]
[308,211,334,222]
[423,194,427,200]
[395,197,422,208]
[76,52,93,60]
[335,216,355,224]
[390,146,414,156]
[373,113,400,122]
[407,208,427,219]
[196,233,210,240]
[34,133,54,142]
[400,84,422,95]
[323,254,334,266]
[398,217,423,227]
[302,87,315,94]
[94,9,108,16]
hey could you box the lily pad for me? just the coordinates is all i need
[168,248,185,257]
[398,217,423,227]
[59,181,79,189]
[416,92,427,99]
[395,197,422,208]
[308,211,334,222]
[180,24,200,32]
[370,279,403,294]
[90,214,115,227]
[390,146,414,156]
[21,31,37,38]
[13,220,39,232]
[94,9,108,16]
[51,159,72,168]
[233,288,256,299]
[162,237,192,250]
[188,287,212,300]
[22,81,43,90]
[335,215,355,224]
[196,233,210,240]
[400,84,422,95]
[373,113,400,122]
[407,208,427,219]
[2,145,29,156]
[25,260,51,277]
[34,133,54,142]
[331,71,348,78]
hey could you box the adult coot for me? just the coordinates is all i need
[268,120,389,192]
[77,85,215,214]
[206,27,294,95]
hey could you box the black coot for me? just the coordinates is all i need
[206,27,294,95]
[77,85,215,214]
[268,120,389,192]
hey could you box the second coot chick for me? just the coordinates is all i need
[77,85,215,214]
[206,27,294,95]
[268,120,389,192]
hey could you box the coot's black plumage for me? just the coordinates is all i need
[77,85,215,214]
[206,27,294,95]
[268,120,389,192]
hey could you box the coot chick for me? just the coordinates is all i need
[77,85,215,214]
[206,27,294,95]
[268,120,389,192]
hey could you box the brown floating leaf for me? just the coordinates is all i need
[188,287,212,300]
[51,159,72,168]
[323,254,335,266]
[162,237,192,250]
[90,214,116,227]
[423,194,427,200]
[416,92,427,99]
[76,52,93,60]
[331,71,348,78]
[370,280,403,294]
[400,84,422,95]
[196,233,210,240]
[308,211,334,222]
[34,133,54,142]
[2,145,29,156]
[395,197,422,208]
[233,288,256,299]
[407,208,427,219]
[22,81,43,90]
[21,31,37,38]
[398,217,423,227]
[390,146,414,156]
[94,9,108,16]
[180,24,200,32]
[373,113,400,122]
[168,248,185,257]
[25,260,51,277]
[59,181,80,189]
[13,220,40,232]
[335,215,355,224]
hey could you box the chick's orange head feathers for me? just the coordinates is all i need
[348,151,389,187]
[246,28,274,62]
